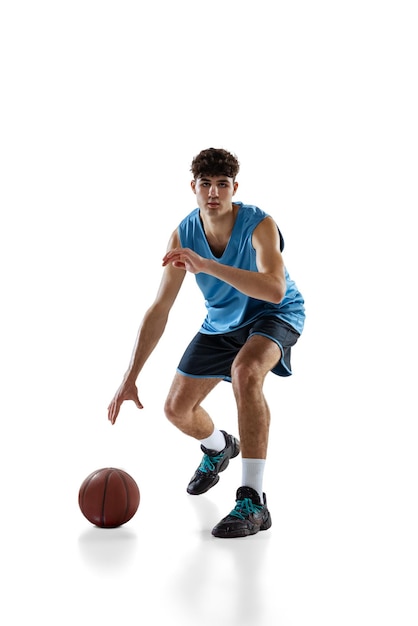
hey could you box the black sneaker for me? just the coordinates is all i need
[211,486,272,538]
[187,430,240,495]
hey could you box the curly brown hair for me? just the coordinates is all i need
[190,148,240,180]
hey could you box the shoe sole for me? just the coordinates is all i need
[212,513,272,538]
[187,475,219,495]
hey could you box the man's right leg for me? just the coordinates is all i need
[164,372,240,494]
[164,372,221,439]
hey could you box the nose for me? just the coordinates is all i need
[209,184,218,197]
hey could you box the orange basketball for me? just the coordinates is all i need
[78,467,140,528]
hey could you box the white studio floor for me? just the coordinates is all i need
[2,334,417,626]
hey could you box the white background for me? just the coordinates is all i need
[1,1,417,624]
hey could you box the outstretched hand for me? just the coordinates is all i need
[162,247,207,274]
[107,380,143,425]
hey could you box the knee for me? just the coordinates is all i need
[164,394,178,425]
[164,393,188,428]
[231,360,261,394]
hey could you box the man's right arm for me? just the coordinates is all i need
[107,229,186,424]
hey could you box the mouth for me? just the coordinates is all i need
[207,201,219,208]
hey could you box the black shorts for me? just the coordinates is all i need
[177,317,300,382]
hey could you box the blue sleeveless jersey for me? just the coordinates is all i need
[178,202,305,335]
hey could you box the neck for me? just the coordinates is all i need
[199,203,240,257]
[200,202,239,235]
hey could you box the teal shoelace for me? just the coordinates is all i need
[230,498,263,520]
[198,452,224,473]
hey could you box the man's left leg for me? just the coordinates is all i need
[212,334,281,538]
[164,372,240,495]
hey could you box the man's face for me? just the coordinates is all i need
[191,175,238,215]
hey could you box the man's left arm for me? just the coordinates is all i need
[162,217,286,304]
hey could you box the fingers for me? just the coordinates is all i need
[162,248,192,267]
[163,248,201,274]
[172,260,186,270]
[107,399,121,425]
[107,392,144,425]
[162,249,182,267]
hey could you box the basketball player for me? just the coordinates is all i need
[108,148,305,538]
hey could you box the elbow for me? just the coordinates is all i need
[269,281,286,305]
[269,293,285,305]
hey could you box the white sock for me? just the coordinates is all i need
[242,458,265,502]
[199,428,226,452]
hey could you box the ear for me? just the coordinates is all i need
[191,180,197,194]
[233,181,239,195]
